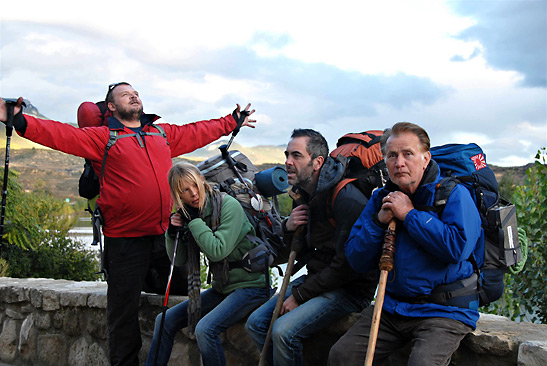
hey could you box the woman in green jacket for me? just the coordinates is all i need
[147,162,271,366]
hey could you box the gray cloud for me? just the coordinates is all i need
[450,0,547,88]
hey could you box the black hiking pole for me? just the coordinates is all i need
[154,230,180,366]
[0,99,25,258]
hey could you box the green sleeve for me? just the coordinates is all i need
[187,195,250,262]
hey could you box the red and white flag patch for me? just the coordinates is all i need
[471,153,487,170]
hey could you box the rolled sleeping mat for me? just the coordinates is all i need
[254,167,289,197]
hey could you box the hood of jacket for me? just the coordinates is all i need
[313,156,345,196]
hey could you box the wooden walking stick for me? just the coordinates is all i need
[258,189,306,366]
[364,218,397,366]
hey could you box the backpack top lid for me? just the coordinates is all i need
[430,143,498,193]
[77,101,111,128]
[330,130,384,170]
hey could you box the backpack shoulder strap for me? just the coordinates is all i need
[99,129,119,186]
[414,176,459,216]
[143,124,169,146]
[328,178,358,227]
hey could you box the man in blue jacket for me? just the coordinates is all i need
[328,122,483,366]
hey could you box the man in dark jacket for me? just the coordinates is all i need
[0,85,255,366]
[245,128,377,366]
[328,122,482,366]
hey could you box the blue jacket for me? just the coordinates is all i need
[345,161,483,329]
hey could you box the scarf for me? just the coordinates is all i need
[186,191,225,338]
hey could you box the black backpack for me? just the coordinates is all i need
[423,143,523,307]
[196,146,288,273]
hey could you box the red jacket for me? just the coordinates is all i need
[21,114,237,237]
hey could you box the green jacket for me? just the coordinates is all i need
[165,193,267,294]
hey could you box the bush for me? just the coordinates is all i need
[3,236,100,281]
[0,168,100,281]
[483,148,547,323]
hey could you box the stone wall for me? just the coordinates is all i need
[1,277,546,366]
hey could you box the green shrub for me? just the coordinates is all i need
[483,148,547,323]
[0,168,100,281]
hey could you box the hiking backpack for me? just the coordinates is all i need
[197,148,288,272]
[329,130,389,209]
[76,101,188,295]
[427,143,523,306]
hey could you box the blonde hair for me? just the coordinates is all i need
[168,162,213,218]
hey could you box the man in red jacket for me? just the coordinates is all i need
[0,83,255,366]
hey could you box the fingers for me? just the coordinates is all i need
[242,119,256,128]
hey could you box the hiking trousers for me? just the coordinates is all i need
[328,306,473,366]
[245,275,370,366]
[105,235,160,366]
[146,286,271,366]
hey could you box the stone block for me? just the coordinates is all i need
[88,292,107,308]
[42,289,61,311]
[0,318,18,362]
[1,285,29,303]
[37,333,67,366]
[518,341,547,366]
[86,309,107,340]
[68,337,88,366]
[20,304,35,314]
[87,342,109,366]
[18,314,37,362]
[60,291,88,307]
[6,308,25,320]
[35,311,52,330]
[30,287,43,308]
[62,308,83,336]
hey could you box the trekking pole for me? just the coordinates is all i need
[258,189,306,366]
[153,230,180,366]
[364,218,397,366]
[0,99,25,257]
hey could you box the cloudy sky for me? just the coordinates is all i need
[1,0,545,166]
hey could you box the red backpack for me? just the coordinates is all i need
[329,130,388,207]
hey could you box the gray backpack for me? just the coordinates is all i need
[197,150,287,272]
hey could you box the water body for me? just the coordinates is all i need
[67,216,98,251]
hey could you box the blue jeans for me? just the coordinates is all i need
[146,286,271,366]
[245,275,370,366]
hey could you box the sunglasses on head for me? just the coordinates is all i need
[105,82,130,101]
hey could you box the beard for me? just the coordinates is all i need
[290,161,315,192]
[115,102,143,121]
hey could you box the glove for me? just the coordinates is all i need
[167,212,182,237]
[1,100,27,134]
[12,109,27,133]
[231,107,250,136]
[180,205,200,224]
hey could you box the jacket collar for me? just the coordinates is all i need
[107,112,161,130]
